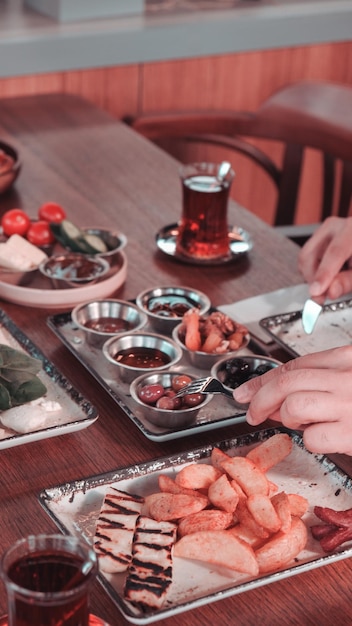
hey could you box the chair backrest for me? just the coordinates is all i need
[126,81,352,232]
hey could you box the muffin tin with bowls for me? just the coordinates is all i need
[71,299,148,347]
[102,331,183,384]
[136,285,211,334]
[130,370,213,429]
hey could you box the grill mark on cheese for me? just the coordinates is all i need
[124,515,177,611]
[94,485,144,573]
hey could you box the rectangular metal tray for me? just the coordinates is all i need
[47,312,264,442]
[39,427,352,625]
[260,298,352,357]
[0,309,98,449]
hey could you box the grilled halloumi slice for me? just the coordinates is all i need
[124,515,177,610]
[94,485,144,573]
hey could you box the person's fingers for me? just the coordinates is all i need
[325,270,352,300]
[278,389,351,431]
[298,217,352,297]
[234,346,352,406]
[302,420,352,456]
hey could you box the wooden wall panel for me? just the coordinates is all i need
[0,40,351,226]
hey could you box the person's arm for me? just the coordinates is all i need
[298,216,352,301]
[233,346,352,455]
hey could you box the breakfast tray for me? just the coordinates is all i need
[39,427,352,625]
[47,312,266,442]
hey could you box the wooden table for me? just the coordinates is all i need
[0,94,350,626]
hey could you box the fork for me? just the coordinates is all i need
[175,376,234,399]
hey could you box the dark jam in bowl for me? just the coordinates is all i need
[114,347,171,368]
[44,255,106,281]
[84,317,133,333]
[147,294,200,318]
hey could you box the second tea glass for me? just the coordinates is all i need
[176,162,235,260]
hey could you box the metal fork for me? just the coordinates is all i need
[175,376,234,399]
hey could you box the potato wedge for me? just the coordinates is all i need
[146,492,208,521]
[158,474,201,497]
[221,456,269,496]
[175,463,222,490]
[246,493,282,534]
[178,509,233,537]
[211,447,231,471]
[174,530,259,576]
[271,491,292,534]
[246,433,293,472]
[208,473,239,513]
[228,524,265,549]
[235,499,270,540]
[287,493,309,518]
[255,516,308,573]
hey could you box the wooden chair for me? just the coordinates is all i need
[126,81,352,244]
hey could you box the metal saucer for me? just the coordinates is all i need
[155,223,253,265]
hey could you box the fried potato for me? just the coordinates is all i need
[255,516,308,573]
[210,447,231,471]
[246,493,282,534]
[174,530,259,576]
[178,510,233,537]
[246,433,293,472]
[202,331,223,353]
[287,493,309,518]
[158,474,201,497]
[208,473,239,513]
[175,463,222,490]
[221,456,269,496]
[228,524,265,549]
[146,492,208,522]
[271,491,292,533]
[235,499,270,540]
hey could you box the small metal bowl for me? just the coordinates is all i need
[39,253,109,289]
[103,332,183,384]
[130,371,212,429]
[81,227,127,262]
[172,323,250,370]
[71,299,148,347]
[136,285,211,334]
[0,141,21,194]
[211,354,281,408]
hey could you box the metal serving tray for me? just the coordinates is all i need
[39,427,352,625]
[0,309,98,449]
[47,312,264,443]
[260,298,352,357]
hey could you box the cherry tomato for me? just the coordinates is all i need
[26,220,56,247]
[183,393,203,407]
[38,202,66,223]
[156,396,175,410]
[1,209,30,237]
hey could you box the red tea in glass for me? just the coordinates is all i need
[176,162,234,260]
[0,535,97,626]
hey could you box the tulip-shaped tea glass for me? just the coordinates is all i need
[0,534,101,626]
[176,161,235,260]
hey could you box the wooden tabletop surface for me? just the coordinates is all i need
[0,93,350,626]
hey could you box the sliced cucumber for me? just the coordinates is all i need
[50,220,107,255]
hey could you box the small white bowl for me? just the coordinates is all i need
[102,332,183,383]
[136,285,211,334]
[71,299,148,347]
[39,253,109,289]
[130,371,212,428]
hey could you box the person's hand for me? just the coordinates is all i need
[233,346,352,455]
[298,216,352,302]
